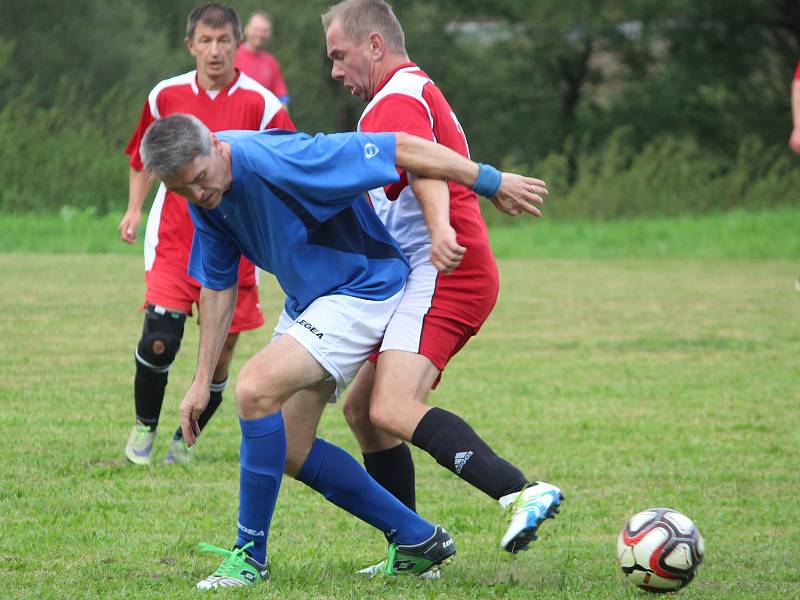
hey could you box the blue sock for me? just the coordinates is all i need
[295,438,435,545]
[235,412,286,565]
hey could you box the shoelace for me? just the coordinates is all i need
[133,427,154,447]
[505,483,536,521]
[199,541,256,578]
[382,543,399,576]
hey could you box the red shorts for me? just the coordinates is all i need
[144,269,264,333]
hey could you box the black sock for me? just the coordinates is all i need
[363,443,416,512]
[411,407,530,500]
[134,360,167,430]
[173,378,227,440]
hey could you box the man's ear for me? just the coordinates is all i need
[369,32,384,60]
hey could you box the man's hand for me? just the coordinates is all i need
[430,225,466,274]
[118,209,142,243]
[790,127,800,155]
[491,174,548,217]
[179,383,210,446]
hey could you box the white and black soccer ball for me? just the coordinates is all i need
[617,507,704,593]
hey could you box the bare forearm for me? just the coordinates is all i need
[195,286,237,388]
[409,174,450,235]
[128,167,154,212]
[792,81,800,127]
[395,132,479,189]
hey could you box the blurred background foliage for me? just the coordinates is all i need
[1,0,798,219]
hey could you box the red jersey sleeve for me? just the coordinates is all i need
[794,60,800,81]
[266,107,295,132]
[125,100,156,171]
[360,93,434,199]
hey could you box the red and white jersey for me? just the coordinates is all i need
[358,63,498,328]
[125,69,295,286]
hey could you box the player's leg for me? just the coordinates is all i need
[344,360,417,512]
[125,303,187,465]
[372,346,562,553]
[195,333,329,590]
[284,384,433,544]
[283,375,454,577]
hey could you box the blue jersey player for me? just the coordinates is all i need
[138,113,544,588]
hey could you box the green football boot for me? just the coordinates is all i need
[358,525,455,579]
[195,541,269,590]
[165,433,193,465]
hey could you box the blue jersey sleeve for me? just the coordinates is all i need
[187,206,241,290]
[239,131,400,222]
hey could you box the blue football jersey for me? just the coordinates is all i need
[188,129,409,318]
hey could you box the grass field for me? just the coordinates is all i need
[1,215,799,598]
[3,206,800,259]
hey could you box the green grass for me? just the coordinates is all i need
[3,206,800,259]
[1,250,798,598]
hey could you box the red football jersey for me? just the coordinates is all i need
[794,60,800,80]
[126,69,295,286]
[358,63,499,329]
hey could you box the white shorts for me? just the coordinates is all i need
[271,290,404,401]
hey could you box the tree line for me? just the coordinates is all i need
[1,0,799,218]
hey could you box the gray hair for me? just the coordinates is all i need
[322,0,406,54]
[186,3,242,41]
[140,114,211,177]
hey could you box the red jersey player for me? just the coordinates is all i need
[118,3,294,466]
[324,0,560,570]
[235,12,290,107]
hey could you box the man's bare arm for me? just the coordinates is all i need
[408,174,465,273]
[118,167,155,243]
[180,285,237,446]
[790,80,800,154]
[394,132,548,217]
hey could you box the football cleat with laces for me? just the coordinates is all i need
[357,525,455,579]
[195,541,269,590]
[500,482,563,553]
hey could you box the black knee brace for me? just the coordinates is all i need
[134,305,187,373]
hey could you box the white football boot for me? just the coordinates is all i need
[124,424,156,465]
[499,482,563,553]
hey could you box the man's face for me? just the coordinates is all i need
[160,140,228,210]
[245,15,272,49]
[325,19,376,102]
[187,22,238,82]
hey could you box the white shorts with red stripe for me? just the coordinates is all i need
[379,262,478,375]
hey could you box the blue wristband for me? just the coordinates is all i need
[472,163,502,198]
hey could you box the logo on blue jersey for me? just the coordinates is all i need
[364,143,380,159]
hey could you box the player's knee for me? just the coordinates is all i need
[135,306,187,372]
[342,395,371,432]
[234,374,277,414]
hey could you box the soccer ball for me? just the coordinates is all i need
[617,507,704,593]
